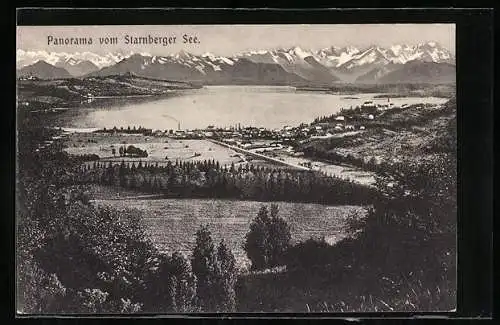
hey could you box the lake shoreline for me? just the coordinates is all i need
[47,85,450,131]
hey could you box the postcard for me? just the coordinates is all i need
[16,22,457,314]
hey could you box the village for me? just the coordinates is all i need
[42,98,437,156]
[156,99,424,149]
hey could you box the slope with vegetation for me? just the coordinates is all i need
[16,74,199,110]
[236,100,457,312]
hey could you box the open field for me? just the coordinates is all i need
[89,185,367,270]
[62,132,376,184]
[62,134,244,166]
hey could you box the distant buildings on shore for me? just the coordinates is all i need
[92,100,435,148]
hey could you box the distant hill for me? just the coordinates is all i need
[378,61,456,84]
[55,58,99,77]
[17,60,72,79]
[16,74,199,108]
[354,63,402,83]
[226,58,309,85]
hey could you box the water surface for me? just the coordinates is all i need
[53,86,449,130]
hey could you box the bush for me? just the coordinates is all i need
[284,237,332,271]
[142,252,197,313]
[243,204,291,271]
[17,260,67,314]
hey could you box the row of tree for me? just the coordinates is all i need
[69,159,378,205]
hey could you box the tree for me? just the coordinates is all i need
[215,240,237,312]
[268,204,291,266]
[169,252,198,312]
[243,206,271,270]
[191,225,218,311]
[243,205,291,270]
[191,226,237,312]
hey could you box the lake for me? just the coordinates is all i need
[91,196,368,270]
[54,86,449,130]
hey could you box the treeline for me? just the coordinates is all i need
[70,159,378,205]
[99,125,153,135]
[312,113,344,125]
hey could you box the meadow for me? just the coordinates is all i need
[89,188,367,271]
[63,134,243,166]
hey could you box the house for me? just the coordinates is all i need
[361,101,377,109]
[359,125,366,130]
[334,125,343,131]
[345,125,355,130]
[367,114,374,120]
[377,104,389,111]
[335,116,345,121]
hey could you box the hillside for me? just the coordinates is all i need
[17,60,72,79]
[299,98,456,167]
[378,61,456,84]
[16,74,199,108]
[55,59,99,77]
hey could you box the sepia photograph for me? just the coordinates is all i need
[16,22,457,314]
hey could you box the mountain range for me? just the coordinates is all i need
[16,42,455,84]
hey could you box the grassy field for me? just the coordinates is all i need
[62,134,243,166]
[89,185,367,271]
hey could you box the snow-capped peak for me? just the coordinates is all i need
[289,46,312,60]
[16,49,134,69]
[201,52,216,59]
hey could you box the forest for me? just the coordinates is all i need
[68,158,378,205]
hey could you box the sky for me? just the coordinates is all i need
[17,24,455,56]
